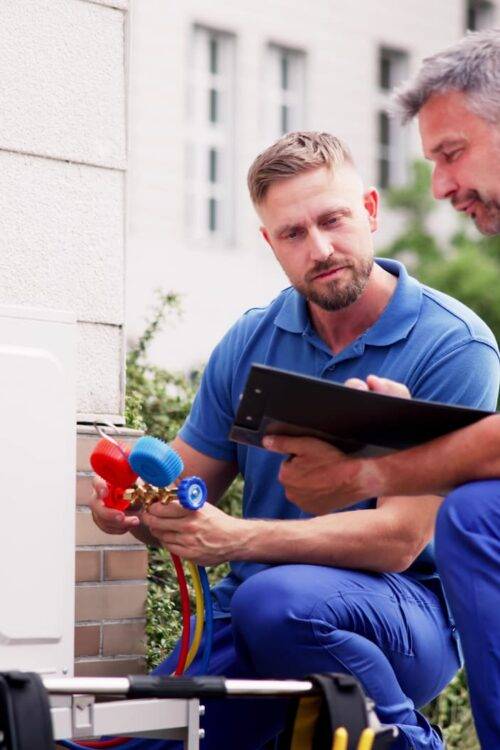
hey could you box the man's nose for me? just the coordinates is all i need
[308,227,333,261]
[432,165,458,201]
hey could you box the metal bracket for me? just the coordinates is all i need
[71,694,95,738]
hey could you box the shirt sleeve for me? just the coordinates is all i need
[178,325,240,462]
[411,339,500,411]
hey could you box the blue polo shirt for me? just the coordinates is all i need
[179,258,500,617]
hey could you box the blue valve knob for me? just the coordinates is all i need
[177,477,208,510]
[129,436,183,487]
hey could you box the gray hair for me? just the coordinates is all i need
[393,28,500,123]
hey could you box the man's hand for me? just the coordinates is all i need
[263,435,383,512]
[142,500,245,566]
[89,437,239,548]
[90,476,142,535]
[262,374,410,514]
[344,374,411,399]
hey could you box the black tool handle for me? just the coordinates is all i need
[127,675,227,699]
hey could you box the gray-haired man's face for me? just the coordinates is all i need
[419,90,500,236]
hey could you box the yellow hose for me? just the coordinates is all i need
[356,729,375,750]
[332,727,348,750]
[185,561,205,669]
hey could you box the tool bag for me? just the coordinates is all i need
[0,671,54,750]
[277,673,396,750]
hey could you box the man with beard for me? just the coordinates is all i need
[267,30,500,747]
[91,131,499,750]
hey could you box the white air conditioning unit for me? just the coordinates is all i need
[0,306,76,676]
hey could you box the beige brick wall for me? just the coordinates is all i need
[75,426,148,677]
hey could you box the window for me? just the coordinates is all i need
[379,48,407,91]
[266,45,306,141]
[376,47,409,189]
[466,0,495,30]
[186,27,236,245]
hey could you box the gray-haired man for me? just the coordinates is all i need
[269,28,500,747]
[398,28,500,236]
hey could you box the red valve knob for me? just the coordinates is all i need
[90,438,139,511]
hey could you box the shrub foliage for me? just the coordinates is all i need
[125,294,242,666]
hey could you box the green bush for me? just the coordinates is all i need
[125,292,242,668]
[425,671,479,748]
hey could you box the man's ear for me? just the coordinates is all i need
[260,226,273,248]
[364,188,379,232]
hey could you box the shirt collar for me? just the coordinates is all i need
[273,286,309,334]
[273,258,422,346]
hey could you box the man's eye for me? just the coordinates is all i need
[287,229,301,239]
[324,217,338,226]
[444,150,463,163]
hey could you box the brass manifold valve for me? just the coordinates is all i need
[90,432,207,512]
[123,480,202,511]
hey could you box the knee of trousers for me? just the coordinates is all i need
[436,479,500,563]
[231,567,336,659]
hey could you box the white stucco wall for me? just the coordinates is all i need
[0,0,128,420]
[127,0,499,371]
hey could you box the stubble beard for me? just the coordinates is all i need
[457,126,500,235]
[295,256,374,311]
[453,179,500,236]
[474,198,500,236]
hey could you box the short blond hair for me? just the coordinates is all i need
[247,131,354,205]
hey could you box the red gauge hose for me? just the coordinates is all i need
[68,739,132,748]
[171,553,191,676]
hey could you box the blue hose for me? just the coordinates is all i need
[198,565,213,675]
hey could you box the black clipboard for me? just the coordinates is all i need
[229,364,493,456]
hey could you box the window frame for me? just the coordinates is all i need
[186,25,236,247]
[265,43,306,142]
[375,45,410,190]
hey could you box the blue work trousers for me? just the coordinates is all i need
[121,565,458,750]
[436,480,500,749]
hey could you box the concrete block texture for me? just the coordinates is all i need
[87,0,129,9]
[77,323,124,418]
[0,151,124,326]
[0,0,126,168]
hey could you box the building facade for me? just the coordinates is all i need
[1,0,128,422]
[0,0,148,677]
[127,0,500,370]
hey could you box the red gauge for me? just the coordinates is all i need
[90,439,138,510]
